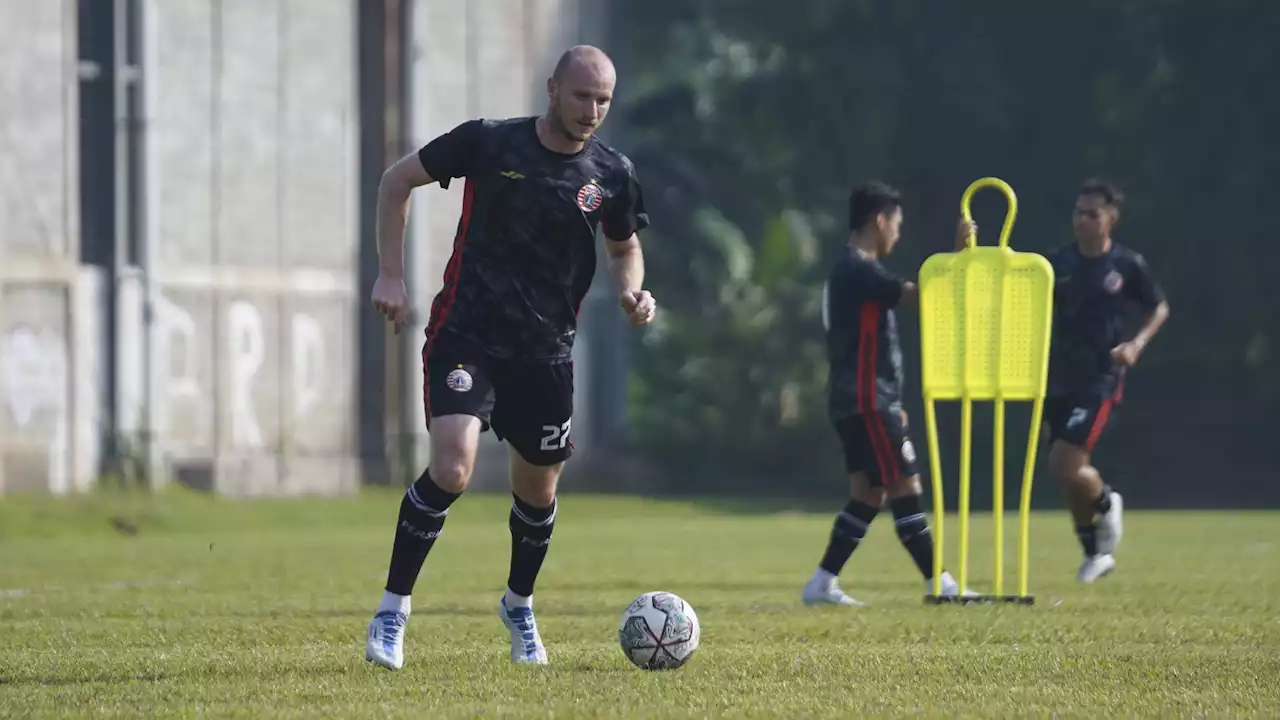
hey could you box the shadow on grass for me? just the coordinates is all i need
[548,579,796,594]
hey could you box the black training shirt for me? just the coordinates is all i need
[418,117,649,361]
[824,248,907,418]
[1046,242,1165,396]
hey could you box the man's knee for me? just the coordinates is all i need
[887,475,924,500]
[1048,440,1088,483]
[429,414,484,493]
[849,473,887,508]
[509,450,563,507]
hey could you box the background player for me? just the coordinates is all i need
[1043,178,1169,583]
[365,45,655,669]
[804,181,975,606]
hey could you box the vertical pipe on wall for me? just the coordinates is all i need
[379,0,410,485]
[397,0,419,479]
[111,0,134,480]
[137,0,163,488]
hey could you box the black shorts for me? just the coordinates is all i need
[1044,388,1121,452]
[423,332,574,466]
[833,411,920,486]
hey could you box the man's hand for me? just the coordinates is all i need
[1110,339,1144,368]
[619,290,657,325]
[372,275,410,334]
[1117,301,1170,369]
[956,217,977,251]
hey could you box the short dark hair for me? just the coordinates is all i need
[848,181,902,232]
[1079,178,1124,211]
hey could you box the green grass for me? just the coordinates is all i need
[1,488,1277,718]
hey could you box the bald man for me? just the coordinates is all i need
[365,45,654,669]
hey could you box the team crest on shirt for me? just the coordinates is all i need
[1103,270,1124,294]
[576,180,604,212]
[445,366,473,392]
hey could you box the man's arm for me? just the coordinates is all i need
[602,156,655,325]
[607,235,655,325]
[377,120,481,279]
[853,260,915,311]
[956,217,977,251]
[371,120,480,331]
[376,153,435,280]
[606,235,644,296]
[1131,299,1170,355]
[1112,253,1170,367]
[898,282,919,311]
[897,218,975,310]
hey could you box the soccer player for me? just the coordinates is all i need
[803,181,975,606]
[364,45,654,669]
[1042,178,1169,583]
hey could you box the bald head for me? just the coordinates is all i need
[544,45,617,146]
[552,45,616,83]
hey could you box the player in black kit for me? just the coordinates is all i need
[803,181,976,606]
[1042,179,1169,584]
[364,45,655,669]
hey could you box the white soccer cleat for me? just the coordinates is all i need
[802,577,866,607]
[365,610,407,670]
[929,571,980,598]
[1077,553,1116,583]
[1095,491,1124,555]
[499,597,548,665]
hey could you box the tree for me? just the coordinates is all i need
[612,0,1280,502]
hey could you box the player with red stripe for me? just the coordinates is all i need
[804,181,975,606]
[1042,179,1169,584]
[366,45,653,670]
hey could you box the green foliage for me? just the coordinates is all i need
[615,0,1279,495]
[628,206,838,492]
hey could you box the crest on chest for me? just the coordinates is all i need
[576,179,604,212]
[1102,269,1124,294]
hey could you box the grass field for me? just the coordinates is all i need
[1,488,1277,718]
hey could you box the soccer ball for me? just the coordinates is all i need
[617,591,700,670]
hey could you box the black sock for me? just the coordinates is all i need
[507,494,557,598]
[891,495,937,580]
[818,500,879,577]
[384,469,461,597]
[1076,524,1099,557]
[1095,484,1113,514]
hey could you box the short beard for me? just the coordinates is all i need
[550,112,580,142]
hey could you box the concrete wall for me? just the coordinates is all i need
[111,0,361,496]
[0,0,611,497]
[0,0,361,497]
[0,0,101,495]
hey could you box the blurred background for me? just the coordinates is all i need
[1,0,1276,510]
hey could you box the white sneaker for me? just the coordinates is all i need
[365,610,407,670]
[802,577,866,606]
[499,596,548,665]
[928,571,979,598]
[1077,553,1116,583]
[1095,491,1124,555]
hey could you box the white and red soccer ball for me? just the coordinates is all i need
[617,591,700,670]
